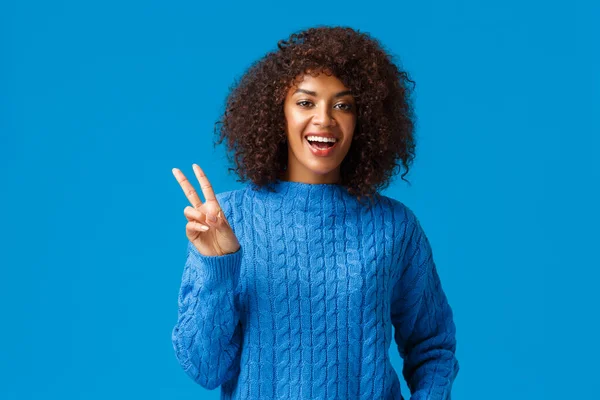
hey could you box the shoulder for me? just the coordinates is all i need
[215,189,242,204]
[375,193,420,230]
[375,194,430,260]
[215,183,266,205]
[215,188,246,213]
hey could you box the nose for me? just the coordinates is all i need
[312,106,336,128]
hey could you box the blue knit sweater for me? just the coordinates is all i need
[172,180,459,399]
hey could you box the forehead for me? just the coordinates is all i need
[286,73,351,96]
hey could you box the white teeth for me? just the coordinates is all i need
[306,136,337,143]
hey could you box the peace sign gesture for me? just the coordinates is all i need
[172,164,240,257]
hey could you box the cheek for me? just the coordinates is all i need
[285,114,309,142]
[342,118,356,141]
[286,110,307,129]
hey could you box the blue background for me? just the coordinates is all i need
[1,0,598,398]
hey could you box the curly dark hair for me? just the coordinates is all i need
[214,25,417,202]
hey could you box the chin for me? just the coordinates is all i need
[305,163,338,176]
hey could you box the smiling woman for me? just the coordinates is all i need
[171,25,459,400]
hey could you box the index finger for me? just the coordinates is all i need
[192,164,217,203]
[172,168,203,209]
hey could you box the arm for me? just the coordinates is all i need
[171,241,243,390]
[391,216,459,400]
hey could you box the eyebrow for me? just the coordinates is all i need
[293,88,353,98]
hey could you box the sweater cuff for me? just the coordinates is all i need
[187,242,242,281]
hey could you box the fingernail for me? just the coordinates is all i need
[199,224,209,231]
[207,214,217,222]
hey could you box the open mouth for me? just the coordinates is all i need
[306,139,337,150]
[305,136,339,156]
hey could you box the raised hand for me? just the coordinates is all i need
[172,164,240,257]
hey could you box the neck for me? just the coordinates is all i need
[280,167,341,184]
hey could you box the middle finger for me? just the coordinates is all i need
[192,164,217,203]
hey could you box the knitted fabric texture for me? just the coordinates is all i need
[172,180,459,400]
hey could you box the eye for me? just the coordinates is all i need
[297,100,313,108]
[334,103,353,111]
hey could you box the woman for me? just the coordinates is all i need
[171,26,459,400]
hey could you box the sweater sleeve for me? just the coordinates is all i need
[171,241,243,390]
[390,215,460,400]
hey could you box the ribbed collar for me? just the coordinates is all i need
[270,180,346,196]
[246,179,373,215]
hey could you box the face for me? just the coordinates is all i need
[282,72,356,184]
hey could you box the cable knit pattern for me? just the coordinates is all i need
[172,180,459,399]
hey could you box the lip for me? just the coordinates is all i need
[304,135,339,157]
